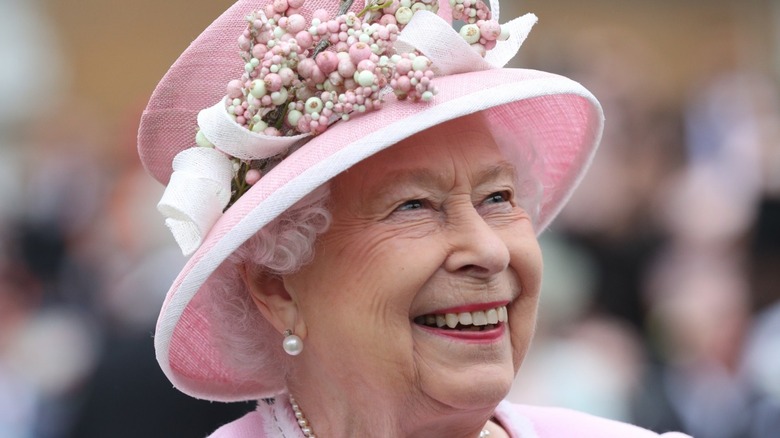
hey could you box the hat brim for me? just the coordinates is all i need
[150,68,603,401]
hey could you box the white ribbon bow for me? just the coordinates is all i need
[158,2,537,256]
[198,97,310,160]
[396,10,537,74]
[157,147,234,256]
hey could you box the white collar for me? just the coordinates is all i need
[257,396,305,438]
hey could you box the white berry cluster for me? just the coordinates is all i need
[449,0,490,23]
[202,0,510,204]
[225,0,444,137]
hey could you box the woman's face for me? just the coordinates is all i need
[283,115,542,417]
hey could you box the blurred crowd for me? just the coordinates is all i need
[509,20,780,438]
[1,1,778,437]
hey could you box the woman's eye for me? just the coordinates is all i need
[396,199,424,211]
[484,191,511,204]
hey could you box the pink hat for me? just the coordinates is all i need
[138,0,604,402]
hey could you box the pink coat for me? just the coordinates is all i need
[208,399,691,437]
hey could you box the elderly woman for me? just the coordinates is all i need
[138,0,690,437]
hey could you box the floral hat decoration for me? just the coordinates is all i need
[138,0,604,401]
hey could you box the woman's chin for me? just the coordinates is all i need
[411,322,517,410]
[418,363,516,412]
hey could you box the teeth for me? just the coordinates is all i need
[416,305,508,329]
[486,308,498,324]
[472,311,488,326]
[445,313,459,328]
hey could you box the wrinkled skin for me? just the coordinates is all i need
[251,114,543,438]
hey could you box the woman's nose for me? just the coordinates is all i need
[443,206,510,278]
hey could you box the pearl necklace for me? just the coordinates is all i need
[289,395,490,438]
[290,395,316,437]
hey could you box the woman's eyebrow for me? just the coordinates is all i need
[377,161,516,187]
[474,161,518,185]
[379,168,443,188]
[370,161,518,201]
[370,168,443,203]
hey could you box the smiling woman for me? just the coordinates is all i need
[262,117,543,434]
[137,0,690,437]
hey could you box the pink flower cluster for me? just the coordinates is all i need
[226,0,446,137]
[449,0,491,23]
[203,0,509,202]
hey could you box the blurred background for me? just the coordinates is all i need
[0,0,778,437]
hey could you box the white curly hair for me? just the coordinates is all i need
[207,184,332,385]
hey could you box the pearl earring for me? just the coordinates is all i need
[282,329,303,356]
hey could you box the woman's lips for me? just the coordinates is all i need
[415,320,507,342]
[412,302,510,342]
[413,304,508,329]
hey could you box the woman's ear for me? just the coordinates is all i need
[241,264,305,338]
